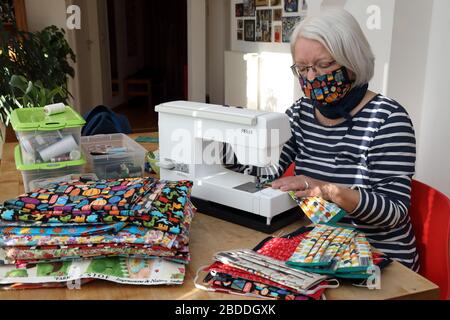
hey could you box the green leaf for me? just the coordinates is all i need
[9,75,28,93]
[25,81,34,95]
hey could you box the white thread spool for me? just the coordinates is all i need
[39,135,78,162]
[44,103,66,116]
[69,150,81,161]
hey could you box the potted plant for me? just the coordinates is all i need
[0,23,76,142]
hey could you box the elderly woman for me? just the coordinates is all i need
[226,9,418,271]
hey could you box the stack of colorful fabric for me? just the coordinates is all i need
[199,228,336,300]
[199,227,392,300]
[0,177,195,288]
[199,193,394,300]
[286,225,378,279]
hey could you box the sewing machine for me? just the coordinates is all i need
[155,101,299,233]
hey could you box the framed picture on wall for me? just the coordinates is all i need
[238,19,244,29]
[256,0,269,6]
[243,0,256,16]
[270,0,281,6]
[273,8,282,21]
[244,20,255,41]
[284,0,298,13]
[282,16,302,42]
[301,0,308,11]
[235,3,243,17]
[256,9,272,42]
[237,30,244,41]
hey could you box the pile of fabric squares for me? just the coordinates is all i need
[0,177,195,288]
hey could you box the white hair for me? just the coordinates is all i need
[290,9,375,87]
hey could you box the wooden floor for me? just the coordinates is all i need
[113,97,158,133]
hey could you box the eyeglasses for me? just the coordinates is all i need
[290,60,337,78]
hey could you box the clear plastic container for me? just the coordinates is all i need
[10,106,85,165]
[29,173,98,191]
[15,145,86,193]
[81,133,147,179]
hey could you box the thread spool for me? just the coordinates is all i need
[44,103,66,116]
[39,135,79,162]
[70,150,81,161]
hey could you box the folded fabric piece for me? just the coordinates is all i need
[205,272,314,300]
[1,243,173,264]
[202,231,329,300]
[288,194,347,225]
[0,178,193,234]
[0,194,196,250]
[0,221,106,227]
[0,256,185,286]
[12,251,191,267]
[213,249,328,294]
[0,222,127,237]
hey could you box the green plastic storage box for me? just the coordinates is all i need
[10,106,85,166]
[15,145,86,193]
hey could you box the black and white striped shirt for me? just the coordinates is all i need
[225,95,419,271]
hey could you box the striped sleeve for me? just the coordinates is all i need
[222,106,299,180]
[350,110,416,229]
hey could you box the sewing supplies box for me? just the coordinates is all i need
[28,173,98,191]
[81,133,147,179]
[10,106,85,165]
[15,146,86,193]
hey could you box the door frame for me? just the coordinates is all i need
[67,0,206,112]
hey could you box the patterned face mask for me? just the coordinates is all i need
[299,66,353,105]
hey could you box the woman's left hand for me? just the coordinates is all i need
[270,175,337,201]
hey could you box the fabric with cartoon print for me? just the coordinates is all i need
[0,222,127,237]
[0,178,193,234]
[205,272,314,300]
[1,242,191,266]
[0,256,186,286]
[0,199,195,250]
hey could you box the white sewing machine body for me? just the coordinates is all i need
[155,101,297,227]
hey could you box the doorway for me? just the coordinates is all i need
[106,0,188,132]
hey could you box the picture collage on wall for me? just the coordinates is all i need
[235,0,308,44]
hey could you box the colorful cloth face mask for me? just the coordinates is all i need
[213,249,328,294]
[299,66,353,105]
[288,194,347,225]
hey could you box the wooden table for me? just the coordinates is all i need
[0,133,440,300]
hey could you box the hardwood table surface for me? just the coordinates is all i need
[0,132,440,300]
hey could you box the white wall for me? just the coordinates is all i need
[25,0,67,31]
[387,0,433,142]
[207,0,230,104]
[229,0,395,109]
[25,0,107,115]
[188,0,206,103]
[229,0,396,101]
[416,0,450,197]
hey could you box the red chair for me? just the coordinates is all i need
[409,179,450,300]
